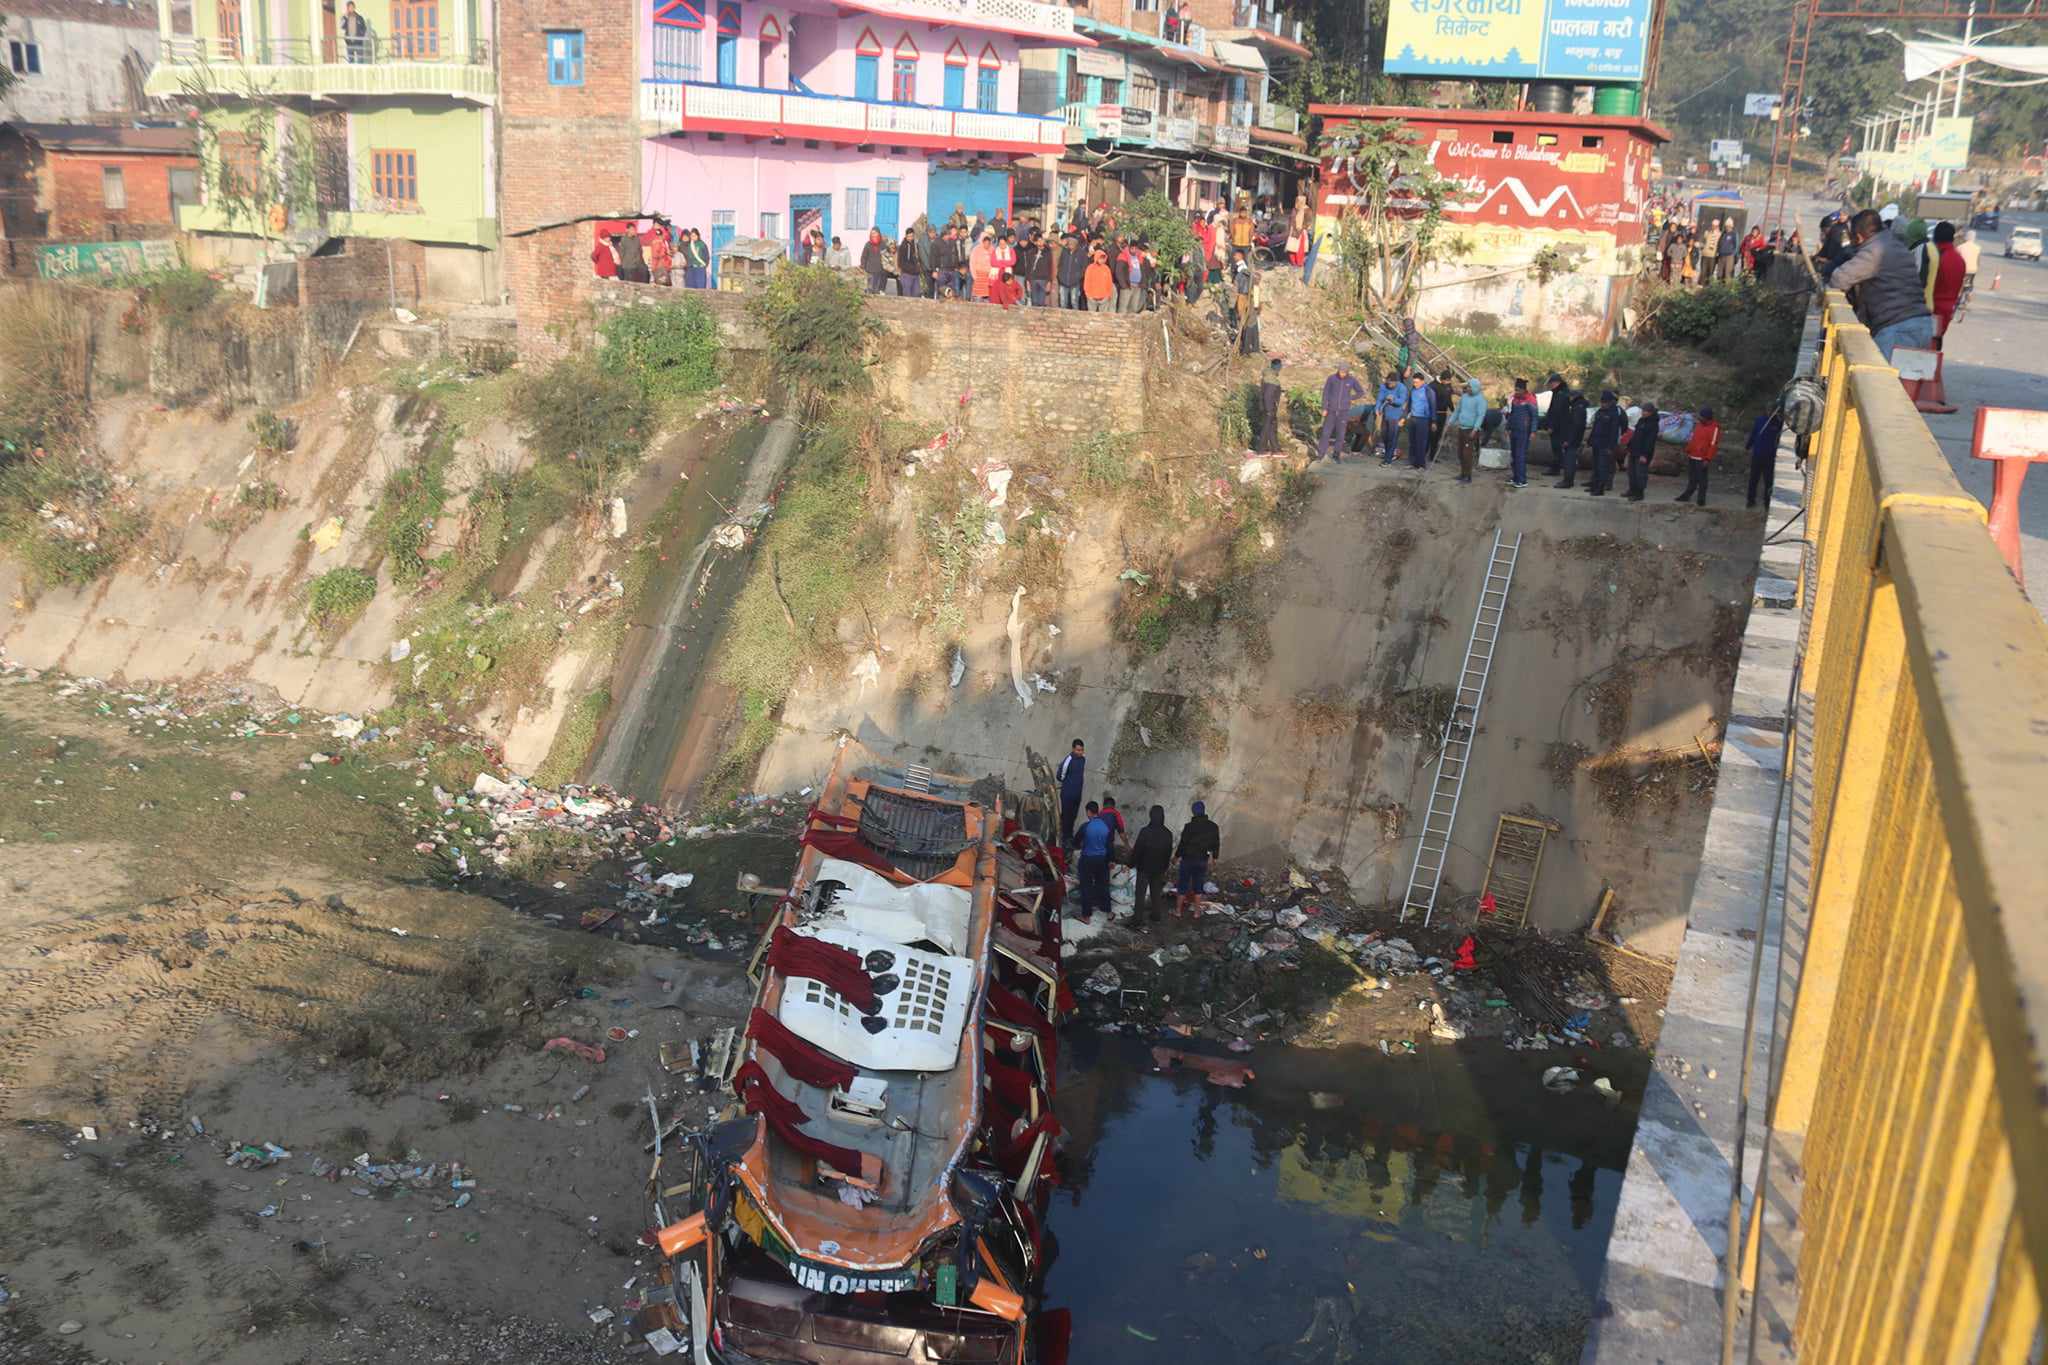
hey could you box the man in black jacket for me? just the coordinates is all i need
[1625,402,1659,501]
[1026,231,1053,307]
[859,228,888,294]
[1173,800,1221,918]
[1130,806,1175,923]
[931,226,961,300]
[896,230,926,299]
[1586,389,1625,496]
[1056,231,1085,309]
[1538,373,1568,475]
[1551,388,1590,489]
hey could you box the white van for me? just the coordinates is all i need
[2008,226,2043,261]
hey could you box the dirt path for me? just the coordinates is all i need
[0,677,757,1363]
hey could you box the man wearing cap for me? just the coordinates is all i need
[1319,362,1364,462]
[1830,207,1935,361]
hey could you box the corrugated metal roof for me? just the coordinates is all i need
[7,121,197,155]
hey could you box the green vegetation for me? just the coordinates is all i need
[922,502,990,636]
[249,408,294,454]
[133,267,220,322]
[306,566,377,634]
[510,355,651,500]
[370,430,455,586]
[700,688,780,806]
[1435,331,1640,389]
[0,455,141,588]
[717,412,891,706]
[1120,190,1200,287]
[1074,429,1138,490]
[1219,385,1254,450]
[534,689,611,789]
[239,479,285,510]
[600,299,722,402]
[748,264,881,414]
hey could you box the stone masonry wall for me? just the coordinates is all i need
[497,0,641,359]
[591,280,1152,435]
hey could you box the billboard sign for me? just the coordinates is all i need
[35,239,181,281]
[1709,138,1744,164]
[1929,115,1973,170]
[1742,93,1782,118]
[1384,0,1654,83]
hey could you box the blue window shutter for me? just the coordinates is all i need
[855,54,878,101]
[977,67,996,111]
[943,65,964,110]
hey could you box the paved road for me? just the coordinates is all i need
[1783,196,2048,612]
[1921,208,2048,609]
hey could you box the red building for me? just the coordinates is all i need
[0,122,198,244]
[1309,105,1668,343]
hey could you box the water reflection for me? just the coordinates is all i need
[1045,1032,1642,1364]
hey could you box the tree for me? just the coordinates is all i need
[748,263,881,418]
[1121,190,1198,286]
[0,14,18,107]
[1321,118,1457,318]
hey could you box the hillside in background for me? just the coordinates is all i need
[1653,0,2047,167]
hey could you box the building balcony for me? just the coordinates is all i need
[145,34,496,103]
[641,80,1067,154]
[1061,101,1152,146]
[1228,2,1304,44]
[834,0,1081,44]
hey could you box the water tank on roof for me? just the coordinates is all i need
[1593,85,1641,117]
[1528,82,1572,113]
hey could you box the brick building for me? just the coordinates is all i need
[0,121,198,241]
[497,0,642,355]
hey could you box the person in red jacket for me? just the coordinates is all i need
[1675,405,1721,507]
[1928,220,1968,347]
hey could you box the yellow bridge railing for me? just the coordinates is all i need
[1760,295,2048,1360]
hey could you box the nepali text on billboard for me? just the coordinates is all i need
[1383,0,1653,83]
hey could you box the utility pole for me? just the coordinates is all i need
[1940,1,1976,193]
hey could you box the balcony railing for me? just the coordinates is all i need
[642,80,1066,150]
[1061,100,1155,144]
[1229,2,1302,42]
[146,33,494,100]
[854,0,1076,42]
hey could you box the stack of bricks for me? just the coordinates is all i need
[497,0,641,357]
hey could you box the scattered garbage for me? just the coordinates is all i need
[1542,1066,1581,1092]
[1084,963,1123,997]
[1591,1077,1620,1102]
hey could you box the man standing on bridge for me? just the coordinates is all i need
[1405,370,1437,470]
[1318,363,1363,462]
[1828,208,1934,361]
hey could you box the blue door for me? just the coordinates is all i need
[928,166,1010,224]
[716,1,739,85]
[854,54,879,101]
[709,213,734,287]
[789,194,830,260]
[943,65,965,110]
[875,189,900,241]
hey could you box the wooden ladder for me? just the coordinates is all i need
[1480,814,1552,933]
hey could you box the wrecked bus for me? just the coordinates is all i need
[643,746,1071,1363]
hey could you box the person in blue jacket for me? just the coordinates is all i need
[1404,371,1437,469]
[1056,738,1086,848]
[1073,800,1113,923]
[1375,371,1408,465]
[1505,377,1538,489]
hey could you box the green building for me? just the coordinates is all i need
[144,0,497,299]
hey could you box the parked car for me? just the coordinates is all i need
[2008,226,2043,261]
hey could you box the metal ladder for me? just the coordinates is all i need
[1401,528,1523,926]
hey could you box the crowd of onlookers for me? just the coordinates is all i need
[1650,211,1801,286]
[592,194,1319,352]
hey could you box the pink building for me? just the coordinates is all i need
[638,0,1088,261]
